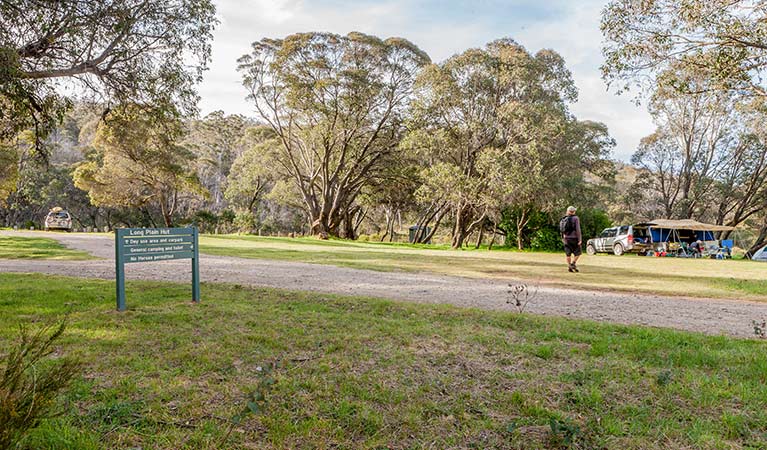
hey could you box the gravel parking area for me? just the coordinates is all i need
[1,230,766,338]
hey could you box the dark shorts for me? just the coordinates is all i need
[563,239,581,257]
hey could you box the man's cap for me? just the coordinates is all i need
[567,206,577,213]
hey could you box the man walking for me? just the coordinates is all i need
[560,206,582,272]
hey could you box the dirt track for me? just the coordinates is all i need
[1,230,766,338]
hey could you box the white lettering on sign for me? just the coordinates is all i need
[126,244,191,255]
[126,252,191,263]
[126,228,189,237]
[125,236,187,246]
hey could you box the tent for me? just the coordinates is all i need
[643,219,736,244]
[753,245,767,262]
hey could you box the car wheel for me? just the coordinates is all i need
[586,244,596,256]
[613,243,624,256]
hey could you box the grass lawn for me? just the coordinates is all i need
[199,235,767,302]
[2,274,766,449]
[0,235,92,260]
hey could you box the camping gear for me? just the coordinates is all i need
[753,245,767,262]
[642,219,735,254]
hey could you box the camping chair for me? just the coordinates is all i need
[703,244,722,259]
[676,242,692,258]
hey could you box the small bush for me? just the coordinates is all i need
[0,320,81,449]
[233,210,257,234]
[530,228,562,251]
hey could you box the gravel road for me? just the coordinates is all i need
[2,230,766,338]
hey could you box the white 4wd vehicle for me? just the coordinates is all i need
[44,208,73,231]
[586,224,653,256]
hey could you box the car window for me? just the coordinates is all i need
[599,229,610,237]
[618,226,629,235]
[606,228,617,238]
[55,212,69,218]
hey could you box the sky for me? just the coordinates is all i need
[197,0,656,161]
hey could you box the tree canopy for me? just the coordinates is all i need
[238,31,430,237]
[0,0,217,151]
[601,0,767,98]
[406,39,612,248]
[73,105,203,227]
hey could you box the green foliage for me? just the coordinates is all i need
[601,0,767,98]
[73,105,205,227]
[238,31,430,237]
[224,135,277,214]
[0,319,81,449]
[0,0,217,154]
[500,207,612,251]
[0,143,17,205]
[529,228,561,252]
[220,363,275,447]
[548,417,586,448]
[186,112,256,211]
[576,208,612,242]
[408,39,614,248]
[655,370,674,387]
[233,210,257,234]
[190,210,221,234]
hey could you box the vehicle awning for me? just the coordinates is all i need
[646,219,735,232]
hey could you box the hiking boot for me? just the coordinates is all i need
[572,263,579,273]
[568,263,574,273]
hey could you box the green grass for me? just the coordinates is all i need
[199,235,767,302]
[0,235,92,260]
[2,273,766,449]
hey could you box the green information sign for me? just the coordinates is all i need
[115,227,200,311]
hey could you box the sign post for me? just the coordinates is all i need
[115,227,200,311]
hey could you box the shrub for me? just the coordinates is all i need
[0,320,81,449]
[530,228,561,251]
[192,210,219,233]
[233,210,257,234]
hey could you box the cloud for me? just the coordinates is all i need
[198,0,655,160]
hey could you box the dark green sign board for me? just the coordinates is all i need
[115,227,200,311]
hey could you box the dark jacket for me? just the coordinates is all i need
[562,215,581,242]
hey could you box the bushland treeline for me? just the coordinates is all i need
[3,2,767,253]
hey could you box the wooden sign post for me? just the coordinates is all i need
[115,227,200,311]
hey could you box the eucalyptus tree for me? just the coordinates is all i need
[631,65,740,220]
[238,32,430,238]
[186,111,254,210]
[407,39,586,248]
[601,0,767,97]
[73,105,203,227]
[224,126,278,216]
[0,0,217,155]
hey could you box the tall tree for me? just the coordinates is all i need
[73,105,203,227]
[601,0,767,97]
[406,39,587,248]
[224,127,278,216]
[238,32,430,238]
[186,111,254,210]
[632,66,737,219]
[0,0,217,153]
